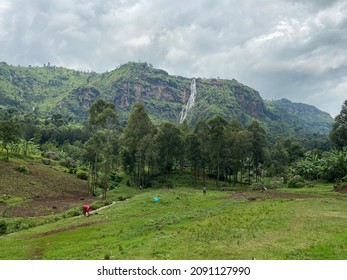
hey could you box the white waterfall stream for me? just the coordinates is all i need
[179,78,197,123]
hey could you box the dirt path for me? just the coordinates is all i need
[29,220,109,239]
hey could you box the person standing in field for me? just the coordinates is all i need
[203,184,207,195]
[82,205,92,217]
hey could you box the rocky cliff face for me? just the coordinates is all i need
[274,98,325,115]
[265,98,333,134]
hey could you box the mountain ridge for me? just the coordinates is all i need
[0,61,333,136]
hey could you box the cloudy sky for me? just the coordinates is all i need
[0,0,346,116]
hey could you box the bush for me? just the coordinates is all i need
[60,157,75,168]
[0,220,7,235]
[62,208,81,218]
[42,151,60,161]
[41,158,51,165]
[18,165,29,174]
[288,175,305,188]
[91,200,112,209]
[250,181,279,190]
[250,182,265,190]
[76,170,88,180]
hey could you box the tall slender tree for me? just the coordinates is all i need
[247,120,267,182]
[185,132,201,186]
[155,122,183,177]
[208,115,228,187]
[87,99,118,200]
[121,103,154,187]
[330,100,347,149]
[194,118,209,184]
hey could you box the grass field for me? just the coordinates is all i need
[0,175,346,260]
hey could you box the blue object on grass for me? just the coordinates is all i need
[154,197,159,202]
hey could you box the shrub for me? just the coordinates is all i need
[295,182,305,188]
[18,165,29,174]
[76,170,88,180]
[41,158,51,165]
[250,182,264,190]
[0,220,7,235]
[42,151,60,161]
[62,208,81,218]
[288,175,305,188]
[60,157,75,168]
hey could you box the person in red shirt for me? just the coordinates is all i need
[82,205,92,217]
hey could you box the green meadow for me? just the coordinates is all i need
[0,178,346,260]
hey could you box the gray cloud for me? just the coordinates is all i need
[0,0,346,116]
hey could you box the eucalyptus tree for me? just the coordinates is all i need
[231,130,252,183]
[194,117,210,184]
[83,131,105,195]
[154,122,183,177]
[121,103,154,187]
[185,132,201,186]
[330,100,347,149]
[87,99,118,199]
[222,119,248,184]
[247,120,267,182]
[207,115,228,187]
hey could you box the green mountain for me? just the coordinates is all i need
[0,61,333,136]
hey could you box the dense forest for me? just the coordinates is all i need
[1,97,346,200]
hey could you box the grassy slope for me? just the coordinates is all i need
[0,153,94,229]
[0,159,89,198]
[0,178,346,260]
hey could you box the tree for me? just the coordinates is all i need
[121,103,154,187]
[207,115,228,187]
[270,139,289,176]
[322,149,347,181]
[154,122,183,177]
[0,120,22,160]
[222,119,249,184]
[86,99,118,200]
[194,118,210,184]
[330,100,347,149]
[83,132,105,195]
[247,120,267,182]
[185,132,200,186]
[283,138,305,163]
[50,114,65,127]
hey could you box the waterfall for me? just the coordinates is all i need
[180,78,197,123]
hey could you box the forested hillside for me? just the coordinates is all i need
[0,62,333,139]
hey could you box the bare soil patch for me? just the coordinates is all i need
[4,197,95,217]
[333,185,347,193]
